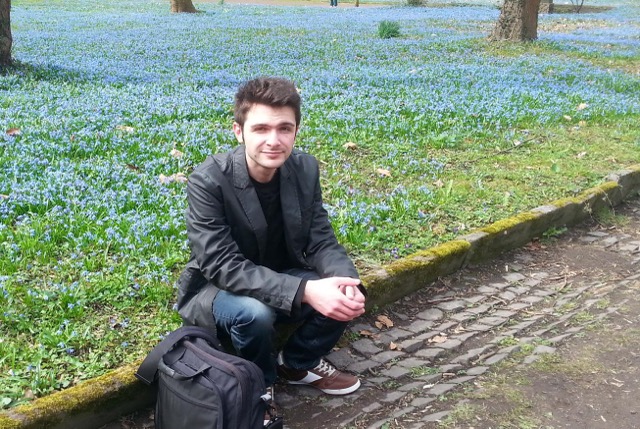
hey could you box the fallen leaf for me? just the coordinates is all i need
[563,115,572,121]
[6,128,21,136]
[431,223,447,235]
[23,389,35,400]
[159,173,188,185]
[359,330,376,338]
[116,125,135,133]
[170,148,184,158]
[433,179,445,188]
[125,163,140,171]
[389,342,398,350]
[374,321,384,330]
[174,172,188,183]
[429,335,447,344]
[452,324,465,334]
[576,103,588,111]
[576,151,587,159]
[578,120,587,127]
[343,142,358,150]
[376,314,394,328]
[513,140,522,146]
[376,168,391,177]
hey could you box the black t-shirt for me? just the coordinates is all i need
[251,171,291,271]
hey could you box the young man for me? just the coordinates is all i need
[176,77,366,408]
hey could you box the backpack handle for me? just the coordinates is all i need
[135,325,221,385]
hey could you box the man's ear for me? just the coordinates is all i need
[233,122,244,143]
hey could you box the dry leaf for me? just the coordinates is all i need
[376,168,391,177]
[452,324,465,334]
[429,335,447,344]
[159,173,188,185]
[431,223,447,235]
[343,142,358,150]
[116,125,135,133]
[563,115,572,121]
[374,321,384,330]
[433,179,445,188]
[578,120,587,127]
[576,151,587,159]
[376,315,394,328]
[125,163,140,171]
[23,389,35,400]
[576,103,588,111]
[389,342,398,350]
[359,330,376,338]
[170,149,184,158]
[6,128,21,136]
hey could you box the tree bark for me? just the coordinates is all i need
[489,0,542,42]
[0,0,11,66]
[171,0,198,13]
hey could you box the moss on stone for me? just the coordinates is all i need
[551,182,619,210]
[0,415,21,429]
[5,363,142,428]
[386,240,470,275]
[480,212,540,236]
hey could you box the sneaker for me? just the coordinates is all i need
[276,353,361,395]
[262,385,279,426]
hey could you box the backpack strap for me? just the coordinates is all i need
[135,326,221,385]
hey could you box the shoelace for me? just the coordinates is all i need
[313,359,336,377]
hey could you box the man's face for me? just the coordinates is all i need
[234,103,298,183]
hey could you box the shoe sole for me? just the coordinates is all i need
[285,378,361,395]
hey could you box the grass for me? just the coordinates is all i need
[1,0,639,410]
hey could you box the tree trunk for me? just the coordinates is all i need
[171,0,198,13]
[0,0,11,66]
[489,0,542,41]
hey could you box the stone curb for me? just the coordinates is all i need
[1,165,639,429]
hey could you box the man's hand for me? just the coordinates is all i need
[302,277,366,322]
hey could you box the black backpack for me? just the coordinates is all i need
[136,326,282,429]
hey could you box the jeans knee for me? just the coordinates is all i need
[235,299,275,333]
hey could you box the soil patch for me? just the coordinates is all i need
[552,4,614,14]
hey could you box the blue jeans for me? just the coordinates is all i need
[330,0,337,6]
[212,268,348,386]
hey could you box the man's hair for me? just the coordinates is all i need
[234,77,302,127]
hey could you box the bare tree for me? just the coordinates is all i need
[171,0,198,13]
[489,0,542,41]
[0,0,11,66]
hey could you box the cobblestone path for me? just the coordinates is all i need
[280,197,640,428]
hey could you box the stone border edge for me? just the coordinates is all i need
[1,165,639,429]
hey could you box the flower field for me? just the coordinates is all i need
[1,0,639,407]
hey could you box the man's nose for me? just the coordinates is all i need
[265,130,279,145]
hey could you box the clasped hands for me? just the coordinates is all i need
[302,277,366,322]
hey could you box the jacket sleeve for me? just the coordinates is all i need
[185,168,301,313]
[303,160,360,280]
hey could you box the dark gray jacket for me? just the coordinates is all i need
[176,145,359,331]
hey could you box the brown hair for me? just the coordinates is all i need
[234,77,301,127]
